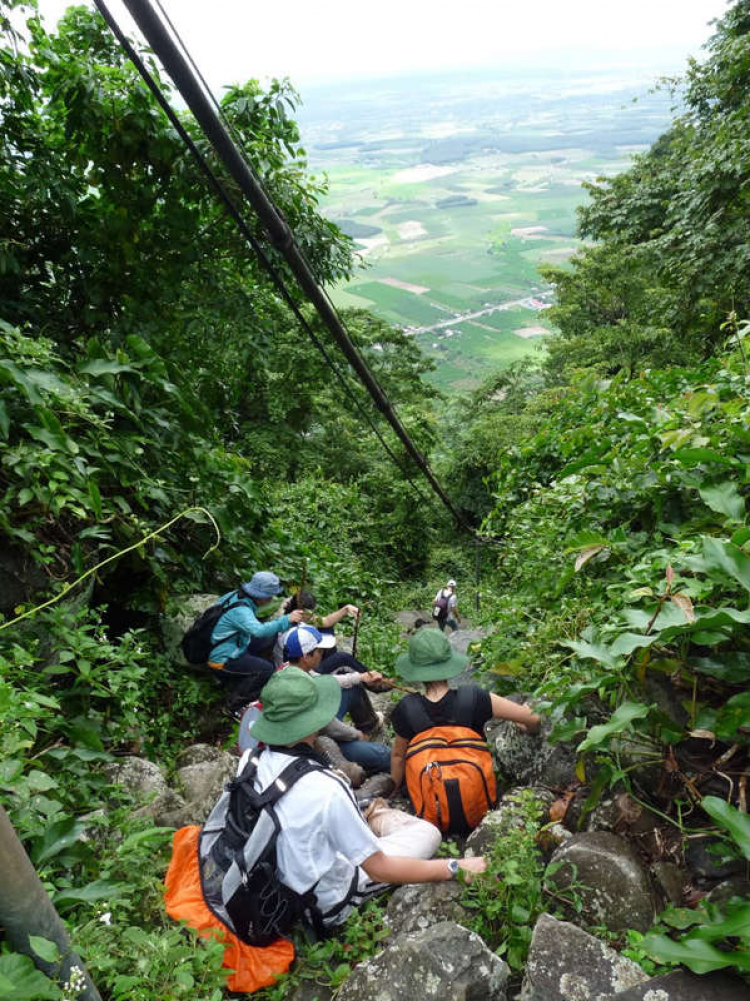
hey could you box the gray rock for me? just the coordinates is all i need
[685,834,748,885]
[493,717,578,789]
[134,787,187,826]
[175,743,226,768]
[706,875,750,905]
[546,832,657,933]
[104,756,170,800]
[385,881,467,936]
[585,792,659,837]
[395,610,432,634]
[596,969,750,1001]
[465,787,555,857]
[649,862,686,906]
[176,753,236,804]
[161,593,219,665]
[337,920,509,1001]
[520,913,649,1001]
[288,982,333,1001]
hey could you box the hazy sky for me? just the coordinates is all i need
[34,0,730,87]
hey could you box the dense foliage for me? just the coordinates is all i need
[2,0,750,996]
[540,1,750,381]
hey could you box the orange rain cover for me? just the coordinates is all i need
[164,826,294,993]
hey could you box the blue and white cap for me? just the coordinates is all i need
[285,624,336,659]
[241,571,284,600]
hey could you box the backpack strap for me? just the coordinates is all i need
[207,592,249,661]
[454,684,478,726]
[401,694,436,739]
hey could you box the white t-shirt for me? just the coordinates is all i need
[239,748,380,923]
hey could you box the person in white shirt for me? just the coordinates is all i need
[434,578,460,633]
[246,667,487,927]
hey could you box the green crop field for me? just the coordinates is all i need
[300,68,673,392]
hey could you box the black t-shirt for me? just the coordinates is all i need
[390,684,493,741]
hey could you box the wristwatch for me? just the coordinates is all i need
[446,859,460,879]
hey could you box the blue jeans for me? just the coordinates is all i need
[216,653,274,708]
[339,738,391,773]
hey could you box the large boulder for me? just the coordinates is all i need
[465,787,555,857]
[385,881,467,937]
[492,716,578,789]
[161,593,219,665]
[597,969,750,1001]
[546,832,657,933]
[104,756,170,800]
[519,913,649,1001]
[336,921,509,1001]
[175,753,237,821]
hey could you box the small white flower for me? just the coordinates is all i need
[99,911,112,925]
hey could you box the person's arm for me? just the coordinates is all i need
[319,604,359,628]
[490,693,541,732]
[390,734,408,789]
[362,851,486,884]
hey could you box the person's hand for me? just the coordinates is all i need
[458,857,487,882]
[288,609,306,624]
[516,714,541,734]
[344,604,360,618]
[361,671,383,685]
[356,730,368,742]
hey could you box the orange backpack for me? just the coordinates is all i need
[403,689,497,834]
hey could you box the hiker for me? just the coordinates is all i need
[389,628,541,833]
[283,624,391,776]
[164,667,487,993]
[208,572,305,709]
[274,590,370,675]
[433,578,459,633]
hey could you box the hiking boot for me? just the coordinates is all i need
[314,735,365,788]
[355,772,395,802]
[360,710,385,742]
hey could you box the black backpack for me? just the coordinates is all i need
[198,752,326,945]
[181,592,246,664]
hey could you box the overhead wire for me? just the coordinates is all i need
[93,0,432,507]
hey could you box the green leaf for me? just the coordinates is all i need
[0,954,61,999]
[639,931,750,974]
[673,448,735,467]
[52,879,123,909]
[31,817,86,865]
[699,482,746,522]
[562,639,618,669]
[609,632,659,658]
[578,701,652,753]
[701,537,750,590]
[28,936,61,964]
[0,399,9,438]
[700,796,748,860]
[689,653,750,684]
[78,359,137,376]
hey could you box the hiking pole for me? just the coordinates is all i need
[351,608,361,660]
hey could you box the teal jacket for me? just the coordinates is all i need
[209,591,291,664]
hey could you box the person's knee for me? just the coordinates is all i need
[414,818,442,857]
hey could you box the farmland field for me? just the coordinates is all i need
[298,67,674,391]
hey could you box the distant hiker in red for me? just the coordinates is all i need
[390,628,541,834]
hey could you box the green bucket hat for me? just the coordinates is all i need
[250,667,342,745]
[395,627,468,683]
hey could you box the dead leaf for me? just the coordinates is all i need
[549,792,574,823]
[665,564,675,586]
[688,729,716,742]
[670,592,696,623]
[575,545,606,571]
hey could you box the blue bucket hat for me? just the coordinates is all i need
[241,571,284,600]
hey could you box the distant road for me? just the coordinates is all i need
[412,296,549,335]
